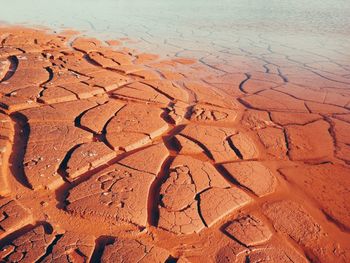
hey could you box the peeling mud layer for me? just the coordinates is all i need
[0,26,350,263]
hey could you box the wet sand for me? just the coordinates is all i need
[0,25,349,262]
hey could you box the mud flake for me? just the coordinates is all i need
[107,132,152,152]
[158,201,205,235]
[228,132,260,160]
[0,114,13,196]
[244,241,308,263]
[160,170,197,212]
[257,127,287,159]
[24,122,93,189]
[134,53,159,64]
[101,238,170,263]
[45,67,90,87]
[175,134,204,155]
[66,141,117,180]
[270,111,321,126]
[274,84,326,103]
[0,199,32,239]
[109,64,146,75]
[180,124,238,163]
[189,104,238,124]
[106,103,168,151]
[158,156,230,234]
[57,53,102,75]
[167,101,188,125]
[305,101,349,114]
[261,200,348,262]
[0,46,22,59]
[101,50,134,65]
[85,70,132,92]
[20,100,97,123]
[159,69,185,80]
[0,59,10,80]
[332,117,350,145]
[1,225,55,262]
[41,232,95,263]
[242,79,280,93]
[224,214,272,246]
[223,161,276,197]
[142,80,189,102]
[88,51,120,68]
[118,143,169,175]
[336,143,350,162]
[0,113,13,141]
[286,120,334,161]
[80,99,125,134]
[264,200,322,245]
[67,164,154,227]
[112,82,170,104]
[0,95,39,112]
[184,81,235,107]
[6,86,42,101]
[279,164,350,229]
[0,53,50,94]
[38,86,77,104]
[199,187,252,227]
[130,69,162,80]
[241,110,275,130]
[71,37,103,53]
[324,90,350,107]
[59,81,105,99]
[241,90,308,112]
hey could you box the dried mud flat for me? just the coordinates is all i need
[0,26,349,263]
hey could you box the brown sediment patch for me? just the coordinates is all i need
[0,25,349,262]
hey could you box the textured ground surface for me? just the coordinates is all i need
[0,26,349,262]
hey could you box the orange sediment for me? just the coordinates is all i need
[0,26,349,262]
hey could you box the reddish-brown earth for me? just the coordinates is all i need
[0,26,349,262]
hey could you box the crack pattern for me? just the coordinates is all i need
[0,25,349,262]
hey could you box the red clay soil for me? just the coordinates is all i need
[0,26,349,262]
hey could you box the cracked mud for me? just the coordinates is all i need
[0,25,349,263]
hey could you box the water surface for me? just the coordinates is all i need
[1,0,349,56]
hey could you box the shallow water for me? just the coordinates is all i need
[1,0,350,55]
